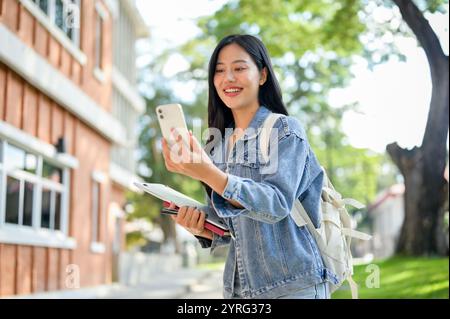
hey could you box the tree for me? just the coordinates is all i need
[386,0,449,256]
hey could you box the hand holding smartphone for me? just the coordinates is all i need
[156,103,190,147]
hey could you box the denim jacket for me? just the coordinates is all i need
[201,106,338,299]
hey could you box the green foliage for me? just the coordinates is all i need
[414,0,448,13]
[332,256,449,298]
[125,230,147,250]
[197,0,365,57]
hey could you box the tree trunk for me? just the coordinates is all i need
[387,0,449,256]
[387,144,448,255]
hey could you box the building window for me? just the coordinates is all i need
[41,162,64,230]
[93,2,108,83]
[95,12,103,70]
[90,171,105,253]
[31,0,81,47]
[34,0,49,13]
[111,90,139,172]
[5,176,20,225]
[0,140,68,232]
[3,144,38,227]
[91,179,100,243]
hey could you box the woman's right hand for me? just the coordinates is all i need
[168,202,209,237]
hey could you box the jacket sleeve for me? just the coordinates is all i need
[211,132,310,224]
[195,192,231,250]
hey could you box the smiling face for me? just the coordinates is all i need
[213,43,267,112]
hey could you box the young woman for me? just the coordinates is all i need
[161,34,337,299]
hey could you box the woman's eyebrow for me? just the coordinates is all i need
[216,59,249,65]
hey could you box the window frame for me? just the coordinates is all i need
[93,1,108,83]
[0,139,75,249]
[90,170,106,254]
[20,0,86,65]
[40,163,65,231]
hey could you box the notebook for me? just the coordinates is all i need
[133,182,230,237]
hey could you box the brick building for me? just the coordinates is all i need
[0,0,147,296]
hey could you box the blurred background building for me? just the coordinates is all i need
[0,0,148,296]
[368,184,405,259]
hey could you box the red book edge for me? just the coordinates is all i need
[163,201,179,209]
[163,201,228,237]
[204,222,229,237]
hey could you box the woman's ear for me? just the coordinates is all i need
[259,67,268,86]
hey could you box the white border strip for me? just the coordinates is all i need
[0,121,79,169]
[92,170,107,184]
[94,67,107,84]
[112,67,145,114]
[0,225,76,249]
[19,0,87,65]
[0,24,127,146]
[90,241,106,254]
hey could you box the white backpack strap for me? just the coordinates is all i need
[323,187,365,210]
[342,198,365,209]
[342,228,372,241]
[291,200,308,227]
[259,113,283,163]
[259,113,314,230]
[292,200,318,236]
[347,275,359,299]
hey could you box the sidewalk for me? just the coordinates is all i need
[13,267,224,299]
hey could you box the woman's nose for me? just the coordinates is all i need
[225,69,235,82]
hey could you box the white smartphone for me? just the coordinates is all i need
[156,103,190,146]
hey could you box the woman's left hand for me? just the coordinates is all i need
[161,130,213,181]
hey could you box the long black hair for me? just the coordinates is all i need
[207,34,288,136]
[203,34,289,198]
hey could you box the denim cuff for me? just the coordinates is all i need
[221,174,241,200]
[210,174,249,218]
[211,191,249,219]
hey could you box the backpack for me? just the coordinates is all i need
[259,113,372,299]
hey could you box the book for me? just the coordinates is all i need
[161,207,230,237]
[133,182,230,237]
[134,182,204,207]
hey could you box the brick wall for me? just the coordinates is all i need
[0,0,121,296]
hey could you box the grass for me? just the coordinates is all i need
[194,256,448,299]
[196,260,226,271]
[332,256,449,299]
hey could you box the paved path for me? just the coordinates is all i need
[13,267,224,299]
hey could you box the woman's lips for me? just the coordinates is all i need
[223,88,243,97]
